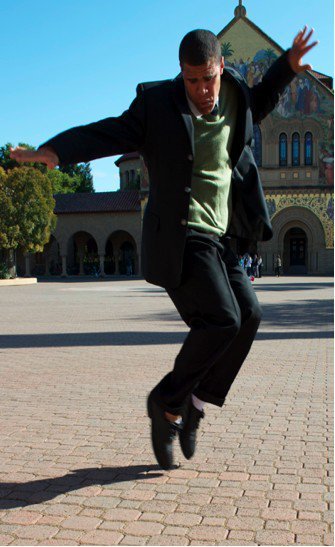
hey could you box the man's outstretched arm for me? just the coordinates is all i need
[10,91,146,168]
[249,25,319,123]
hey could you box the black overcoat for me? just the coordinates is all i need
[40,50,296,289]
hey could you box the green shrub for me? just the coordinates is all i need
[0,262,11,279]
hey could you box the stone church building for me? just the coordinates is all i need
[17,2,334,277]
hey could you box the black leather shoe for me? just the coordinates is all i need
[179,399,204,460]
[147,393,182,470]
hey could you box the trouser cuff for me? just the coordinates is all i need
[192,387,226,408]
[149,386,186,416]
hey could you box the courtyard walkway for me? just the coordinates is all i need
[0,276,333,546]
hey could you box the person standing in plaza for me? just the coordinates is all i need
[246,253,252,277]
[275,253,282,277]
[252,254,259,277]
[258,254,263,278]
[10,26,317,470]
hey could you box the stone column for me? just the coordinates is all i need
[24,254,31,277]
[99,254,106,277]
[114,249,120,275]
[44,248,50,276]
[78,251,85,275]
[61,255,68,277]
[45,257,50,276]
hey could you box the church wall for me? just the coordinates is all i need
[318,248,334,275]
[217,13,333,276]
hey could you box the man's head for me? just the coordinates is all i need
[179,29,224,115]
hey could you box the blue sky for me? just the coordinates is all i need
[1,0,333,192]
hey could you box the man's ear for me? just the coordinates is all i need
[220,56,225,75]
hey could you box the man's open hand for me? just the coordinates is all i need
[9,146,59,169]
[288,25,319,74]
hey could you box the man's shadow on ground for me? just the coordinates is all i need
[0,464,169,510]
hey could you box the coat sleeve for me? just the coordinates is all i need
[248,49,297,124]
[38,90,146,166]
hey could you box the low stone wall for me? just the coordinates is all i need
[0,277,37,287]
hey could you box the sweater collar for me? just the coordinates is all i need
[186,94,219,118]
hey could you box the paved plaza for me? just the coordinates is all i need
[0,276,333,546]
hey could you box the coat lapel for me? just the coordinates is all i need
[171,77,194,155]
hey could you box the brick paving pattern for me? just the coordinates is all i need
[0,276,333,546]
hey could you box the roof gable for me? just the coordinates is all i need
[217,12,333,96]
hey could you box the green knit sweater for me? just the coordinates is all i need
[187,80,238,236]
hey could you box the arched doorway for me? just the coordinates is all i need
[105,230,138,276]
[119,241,135,275]
[68,231,99,275]
[259,206,327,275]
[284,227,308,274]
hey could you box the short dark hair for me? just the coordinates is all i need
[179,29,221,67]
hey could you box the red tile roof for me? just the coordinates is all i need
[54,190,141,214]
[115,152,140,166]
[309,70,333,90]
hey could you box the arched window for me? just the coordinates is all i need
[279,133,287,166]
[292,132,300,166]
[252,124,262,166]
[304,132,313,166]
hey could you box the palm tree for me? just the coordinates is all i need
[221,42,234,59]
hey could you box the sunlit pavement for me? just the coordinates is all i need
[0,276,333,546]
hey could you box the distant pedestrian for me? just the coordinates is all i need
[274,254,282,277]
[252,254,259,277]
[246,254,252,277]
[126,257,133,276]
[258,255,263,278]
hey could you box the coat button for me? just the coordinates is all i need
[181,219,187,226]
[184,186,191,193]
[187,154,193,161]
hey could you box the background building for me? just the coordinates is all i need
[18,2,333,277]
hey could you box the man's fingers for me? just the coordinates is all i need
[300,25,308,39]
[295,25,311,45]
[301,28,314,46]
[299,41,319,56]
[10,148,37,163]
[293,30,303,44]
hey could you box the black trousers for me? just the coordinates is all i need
[153,229,262,414]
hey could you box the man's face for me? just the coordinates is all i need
[181,57,224,115]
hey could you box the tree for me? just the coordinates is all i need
[0,167,56,276]
[221,42,234,59]
[46,169,79,194]
[0,167,19,249]
[58,163,94,193]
